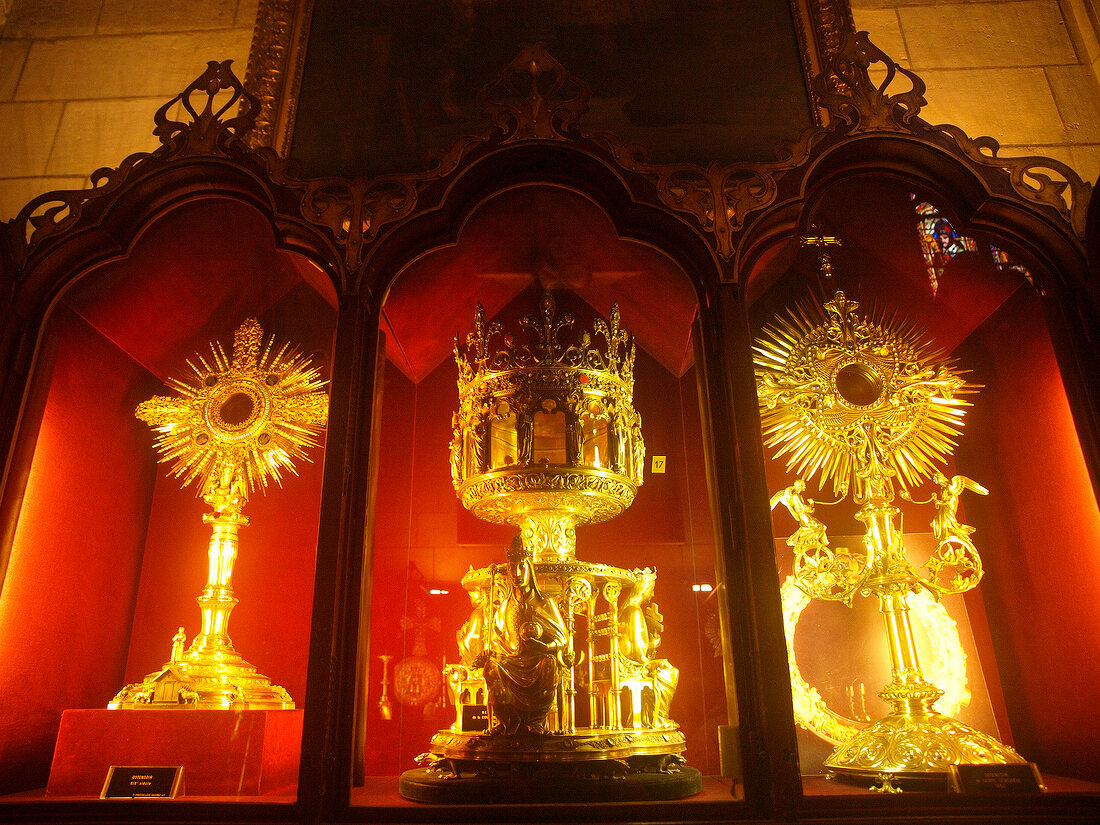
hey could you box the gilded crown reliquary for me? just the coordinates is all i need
[399,292,701,802]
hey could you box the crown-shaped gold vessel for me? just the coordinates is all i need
[402,293,699,803]
[450,291,644,562]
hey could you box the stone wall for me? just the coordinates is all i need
[851,0,1100,185]
[0,0,257,220]
[2,1,1099,221]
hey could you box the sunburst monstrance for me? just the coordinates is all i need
[109,319,328,709]
[755,290,1025,789]
[755,290,973,501]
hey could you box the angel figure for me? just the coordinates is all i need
[931,472,988,548]
[770,479,829,553]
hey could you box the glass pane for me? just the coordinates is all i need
[360,200,742,811]
[747,177,1100,797]
[580,404,610,468]
[0,203,337,803]
[532,400,567,465]
[489,403,518,469]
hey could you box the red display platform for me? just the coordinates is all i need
[46,708,302,797]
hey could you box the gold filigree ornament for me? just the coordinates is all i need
[755,291,1026,789]
[780,576,971,747]
[756,291,974,501]
[109,319,328,709]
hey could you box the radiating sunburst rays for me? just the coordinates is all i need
[136,319,329,497]
[754,292,975,498]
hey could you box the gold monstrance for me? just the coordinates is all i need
[755,290,1026,790]
[399,293,699,803]
[109,320,328,709]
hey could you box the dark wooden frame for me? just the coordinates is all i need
[0,33,1097,825]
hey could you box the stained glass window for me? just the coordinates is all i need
[912,196,977,295]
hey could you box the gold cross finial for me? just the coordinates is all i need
[801,232,843,288]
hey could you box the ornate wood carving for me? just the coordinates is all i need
[9,60,260,269]
[594,129,823,261]
[478,44,588,143]
[279,134,483,273]
[816,32,1091,239]
[4,33,1089,282]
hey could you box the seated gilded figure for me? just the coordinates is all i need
[476,538,570,735]
[618,567,679,728]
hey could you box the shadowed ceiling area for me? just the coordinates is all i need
[381,186,699,382]
[744,177,1034,357]
[61,200,339,383]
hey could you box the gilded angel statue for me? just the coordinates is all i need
[931,473,988,549]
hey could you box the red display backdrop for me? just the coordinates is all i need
[47,709,303,797]
[0,309,160,794]
[749,176,1100,782]
[0,199,337,795]
[957,287,1100,779]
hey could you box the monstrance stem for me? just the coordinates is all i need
[191,497,248,654]
[859,500,943,715]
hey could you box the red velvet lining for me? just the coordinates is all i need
[957,287,1100,779]
[46,709,302,797]
[0,200,336,794]
[382,187,698,381]
[0,309,160,794]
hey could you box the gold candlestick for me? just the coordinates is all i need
[109,319,328,709]
[756,289,1025,790]
[378,655,394,720]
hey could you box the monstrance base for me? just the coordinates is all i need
[823,710,1026,791]
[400,726,700,802]
[108,647,294,710]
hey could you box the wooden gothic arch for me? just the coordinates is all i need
[0,29,1097,822]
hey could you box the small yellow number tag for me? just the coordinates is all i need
[651,456,667,474]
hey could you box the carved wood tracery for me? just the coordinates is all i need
[5,31,1089,284]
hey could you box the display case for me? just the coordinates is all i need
[0,182,339,804]
[352,187,738,807]
[745,174,1100,797]
[0,33,1098,825]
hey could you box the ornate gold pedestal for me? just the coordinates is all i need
[109,320,328,710]
[400,294,699,802]
[108,479,294,709]
[756,289,1026,791]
